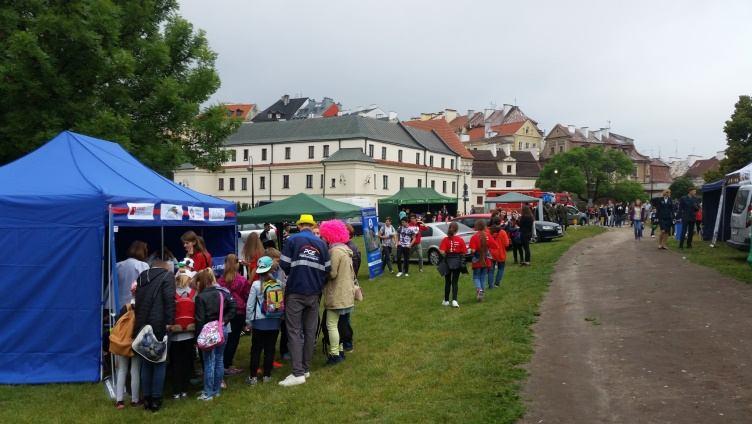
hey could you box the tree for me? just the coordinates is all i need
[703,168,724,184]
[0,1,231,175]
[719,95,752,175]
[608,180,648,203]
[537,147,634,204]
[669,176,695,199]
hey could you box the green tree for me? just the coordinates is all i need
[537,147,634,204]
[719,95,752,175]
[669,176,695,199]
[703,168,724,183]
[607,180,647,203]
[0,1,231,175]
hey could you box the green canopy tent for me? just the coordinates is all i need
[237,193,362,224]
[378,187,458,223]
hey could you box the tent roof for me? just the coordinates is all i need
[702,179,725,192]
[485,192,540,203]
[377,187,456,205]
[237,193,362,224]
[0,131,232,208]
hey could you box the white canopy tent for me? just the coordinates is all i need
[711,162,752,246]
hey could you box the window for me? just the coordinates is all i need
[632,166,638,177]
[416,152,421,164]
[383,175,389,190]
[262,148,268,161]
[218,178,224,191]
[229,150,237,162]
[331,178,336,188]
[559,146,563,153]
[381,146,387,160]
[441,158,445,168]
[442,181,447,193]
[399,176,405,189]
[306,174,313,189]
[519,142,522,149]
[452,181,457,194]
[285,147,291,160]
[259,176,266,190]
[323,145,330,158]
[505,180,512,188]
[430,180,435,189]
[368,145,374,157]
[506,165,512,173]
[450,159,455,169]
[283,175,290,189]
[429,156,434,167]
[398,150,403,162]
[241,177,247,191]
[476,196,483,205]
[229,178,235,191]
[525,143,529,149]
[243,149,249,161]
[491,180,497,188]
[308,146,314,159]
[477,180,484,188]
[733,189,751,213]
[417,179,422,188]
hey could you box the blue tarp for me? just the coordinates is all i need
[0,131,236,384]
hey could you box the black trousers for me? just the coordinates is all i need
[512,242,523,263]
[397,246,410,274]
[444,269,461,301]
[223,313,245,369]
[521,238,531,263]
[680,220,695,248]
[169,338,194,394]
[381,246,393,272]
[279,320,288,357]
[250,329,279,378]
[338,313,353,349]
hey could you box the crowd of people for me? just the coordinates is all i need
[109,214,362,411]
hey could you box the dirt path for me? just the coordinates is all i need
[520,228,752,424]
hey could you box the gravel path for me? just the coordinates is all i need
[521,228,752,424]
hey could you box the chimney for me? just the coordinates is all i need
[567,124,576,134]
[593,129,602,140]
[502,104,513,116]
[467,109,475,120]
[444,109,457,122]
[600,127,609,139]
[388,111,398,121]
[502,142,511,156]
[484,108,493,119]
[580,127,589,138]
[491,143,498,157]
[484,122,492,139]
[282,94,290,105]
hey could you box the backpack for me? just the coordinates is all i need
[260,279,285,318]
[174,288,197,329]
[109,305,135,357]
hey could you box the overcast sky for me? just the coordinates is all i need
[178,0,751,159]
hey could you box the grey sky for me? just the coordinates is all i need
[178,0,752,159]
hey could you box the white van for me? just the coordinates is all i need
[728,185,752,249]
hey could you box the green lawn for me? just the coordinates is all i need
[0,226,604,423]
[666,233,752,284]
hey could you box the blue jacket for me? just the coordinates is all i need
[281,229,331,295]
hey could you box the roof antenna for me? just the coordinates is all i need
[607,120,611,129]
[514,97,517,106]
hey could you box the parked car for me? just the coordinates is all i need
[415,222,475,265]
[566,205,588,225]
[728,185,752,250]
[238,223,277,253]
[453,213,563,242]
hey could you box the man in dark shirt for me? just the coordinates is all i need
[679,187,699,249]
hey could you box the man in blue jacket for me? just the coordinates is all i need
[278,214,330,387]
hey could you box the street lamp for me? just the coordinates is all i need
[553,168,559,192]
[246,156,255,208]
[461,159,473,215]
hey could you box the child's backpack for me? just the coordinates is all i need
[109,305,135,357]
[174,288,197,329]
[261,279,285,318]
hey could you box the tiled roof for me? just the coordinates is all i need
[403,125,456,156]
[501,106,538,125]
[650,159,672,183]
[252,97,308,122]
[685,157,720,178]
[470,149,540,178]
[448,115,468,132]
[223,104,255,120]
[402,119,473,159]
[322,147,374,163]
[466,121,525,141]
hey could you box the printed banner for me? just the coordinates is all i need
[361,207,383,279]
[160,204,183,221]
[208,208,226,221]
[188,206,205,221]
[127,203,155,220]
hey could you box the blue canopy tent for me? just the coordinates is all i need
[0,131,236,384]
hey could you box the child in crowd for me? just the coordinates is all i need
[241,232,265,279]
[113,282,140,409]
[490,225,511,287]
[218,254,250,376]
[245,256,284,385]
[265,247,288,363]
[508,218,523,264]
[439,222,467,308]
[396,217,416,277]
[169,272,196,399]
[181,231,212,271]
[469,220,498,301]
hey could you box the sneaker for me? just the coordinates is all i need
[339,351,346,360]
[197,393,213,401]
[404,273,409,277]
[224,367,243,376]
[115,401,125,410]
[419,268,424,272]
[220,380,227,389]
[477,289,484,302]
[326,354,344,366]
[396,272,403,277]
[171,393,181,400]
[262,376,273,383]
[278,374,306,387]
[442,300,450,306]
[451,300,460,308]
[272,361,283,368]
[245,376,258,386]
[304,371,311,378]
[130,401,142,407]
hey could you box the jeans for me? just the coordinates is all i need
[410,244,424,270]
[381,246,393,272]
[633,220,643,239]
[169,338,193,395]
[444,269,460,301]
[224,314,245,369]
[285,293,320,377]
[680,220,695,248]
[140,360,166,401]
[201,327,228,397]
[397,246,411,274]
[472,267,489,291]
[493,261,506,286]
[115,354,140,402]
[250,328,279,378]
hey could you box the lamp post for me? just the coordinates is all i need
[553,168,559,192]
[246,156,255,208]
[461,160,473,215]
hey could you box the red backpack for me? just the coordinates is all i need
[174,288,197,329]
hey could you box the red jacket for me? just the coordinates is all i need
[409,223,427,246]
[191,251,213,271]
[491,230,510,263]
[469,230,499,268]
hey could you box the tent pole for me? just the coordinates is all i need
[107,205,116,385]
[711,185,725,247]
[161,226,164,259]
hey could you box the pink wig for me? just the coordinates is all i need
[319,220,350,245]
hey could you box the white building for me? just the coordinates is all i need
[469,148,541,208]
[174,115,469,208]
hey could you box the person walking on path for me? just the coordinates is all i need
[439,222,467,308]
[469,220,499,302]
[519,206,535,266]
[379,217,397,273]
[630,199,647,240]
[278,214,330,387]
[679,187,700,249]
[656,189,674,250]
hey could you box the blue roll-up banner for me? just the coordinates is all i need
[361,207,383,279]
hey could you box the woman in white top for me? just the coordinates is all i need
[379,217,397,273]
[631,199,646,240]
[114,241,149,310]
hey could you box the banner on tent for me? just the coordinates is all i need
[188,206,205,221]
[161,204,183,220]
[111,203,235,225]
[209,208,226,221]
[127,203,155,220]
[361,207,383,279]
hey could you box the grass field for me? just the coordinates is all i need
[0,226,604,423]
[665,232,752,284]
